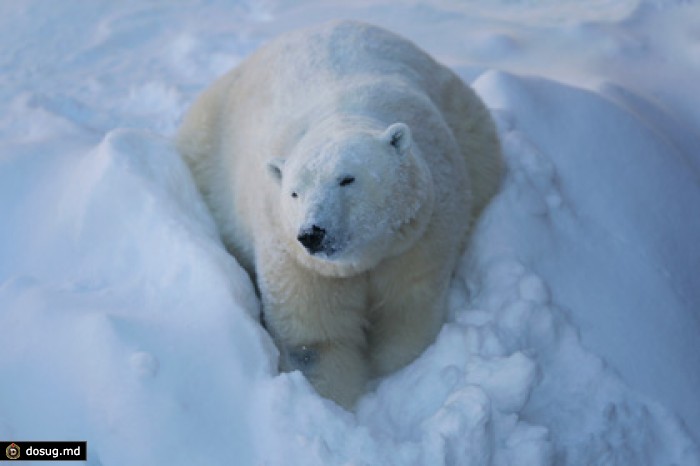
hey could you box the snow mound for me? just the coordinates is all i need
[474,70,700,440]
[0,130,275,465]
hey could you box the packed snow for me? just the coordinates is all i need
[1,1,699,465]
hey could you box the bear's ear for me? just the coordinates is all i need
[382,122,412,155]
[267,157,285,184]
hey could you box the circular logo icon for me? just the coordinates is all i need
[6,442,20,460]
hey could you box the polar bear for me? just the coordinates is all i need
[176,20,502,408]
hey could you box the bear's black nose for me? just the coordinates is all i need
[297,225,326,254]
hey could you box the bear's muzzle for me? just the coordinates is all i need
[297,225,327,254]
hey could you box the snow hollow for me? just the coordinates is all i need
[1,1,699,465]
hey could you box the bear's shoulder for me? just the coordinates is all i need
[251,20,446,85]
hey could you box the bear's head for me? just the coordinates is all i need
[268,121,435,277]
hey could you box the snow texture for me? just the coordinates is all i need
[1,1,699,465]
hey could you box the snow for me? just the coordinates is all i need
[1,1,699,465]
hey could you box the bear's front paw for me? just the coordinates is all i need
[287,344,320,373]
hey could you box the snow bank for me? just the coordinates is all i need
[0,129,276,465]
[1,1,699,465]
[475,70,700,439]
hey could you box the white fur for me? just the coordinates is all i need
[177,20,502,408]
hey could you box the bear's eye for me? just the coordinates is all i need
[291,192,298,198]
[339,176,355,187]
